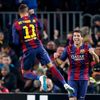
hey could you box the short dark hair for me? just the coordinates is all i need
[2,54,10,58]
[72,29,83,37]
[18,4,28,13]
[1,44,10,49]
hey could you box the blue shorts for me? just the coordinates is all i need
[21,46,51,70]
[68,80,88,100]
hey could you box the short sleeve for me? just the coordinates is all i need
[60,47,68,61]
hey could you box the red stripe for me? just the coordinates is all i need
[74,47,81,80]
[49,66,64,81]
[29,40,38,48]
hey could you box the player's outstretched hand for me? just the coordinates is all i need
[89,48,95,55]
[54,53,60,59]
[29,9,34,15]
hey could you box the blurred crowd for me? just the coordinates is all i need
[0,0,100,13]
[0,0,100,94]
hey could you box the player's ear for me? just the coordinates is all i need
[81,37,83,41]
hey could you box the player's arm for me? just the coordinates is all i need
[29,10,43,33]
[55,47,68,66]
[12,23,20,45]
[56,58,63,65]
[88,45,99,63]
[29,10,43,40]
[29,9,34,15]
[35,17,43,39]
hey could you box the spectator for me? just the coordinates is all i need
[44,78,53,92]
[53,29,60,46]
[33,78,54,93]
[0,84,9,93]
[91,16,100,47]
[2,54,24,92]
[42,30,49,45]
[0,52,6,69]
[87,77,97,94]
[95,43,100,59]
[80,26,93,44]
[0,31,5,49]
[33,80,41,92]
[1,44,20,68]
[46,41,56,57]
[0,64,17,92]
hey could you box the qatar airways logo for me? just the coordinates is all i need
[71,54,84,61]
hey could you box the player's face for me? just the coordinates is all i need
[1,67,8,76]
[2,57,11,65]
[73,32,83,46]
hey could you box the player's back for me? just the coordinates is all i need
[13,14,42,52]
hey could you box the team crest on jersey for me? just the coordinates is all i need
[80,49,85,54]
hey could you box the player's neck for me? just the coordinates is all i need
[74,42,82,48]
[20,13,29,18]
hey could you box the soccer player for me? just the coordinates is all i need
[56,30,99,100]
[12,4,74,93]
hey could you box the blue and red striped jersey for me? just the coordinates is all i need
[60,43,93,80]
[12,14,42,53]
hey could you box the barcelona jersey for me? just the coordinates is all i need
[60,43,93,80]
[12,14,42,53]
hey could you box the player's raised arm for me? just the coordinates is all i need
[29,9,34,15]
[89,48,99,63]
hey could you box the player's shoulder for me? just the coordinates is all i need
[65,44,73,52]
[13,19,20,27]
[13,18,22,30]
[66,44,73,49]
